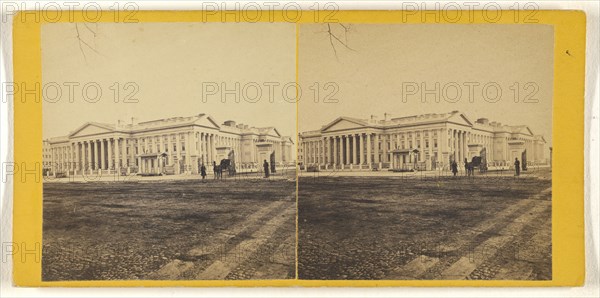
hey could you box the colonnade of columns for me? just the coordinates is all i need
[47,130,293,175]
[48,131,227,174]
[302,128,484,169]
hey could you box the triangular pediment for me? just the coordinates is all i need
[514,126,534,136]
[447,112,473,127]
[193,115,220,129]
[322,117,368,133]
[69,122,115,138]
[256,127,282,138]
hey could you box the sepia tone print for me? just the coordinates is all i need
[41,22,297,281]
[297,24,553,280]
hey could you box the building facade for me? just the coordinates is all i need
[299,111,548,171]
[43,114,294,176]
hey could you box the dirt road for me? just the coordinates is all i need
[298,169,552,280]
[42,179,296,281]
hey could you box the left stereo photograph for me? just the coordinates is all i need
[40,22,298,281]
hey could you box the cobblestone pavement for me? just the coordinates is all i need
[42,179,296,281]
[298,168,552,280]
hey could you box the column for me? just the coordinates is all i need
[333,137,338,165]
[345,135,351,165]
[176,133,182,173]
[317,140,322,165]
[86,141,92,170]
[373,134,379,164]
[307,141,312,164]
[464,131,468,161]
[456,130,461,162]
[453,130,458,161]
[359,134,364,165]
[121,138,127,168]
[107,138,113,170]
[98,139,104,170]
[199,133,204,164]
[323,139,327,165]
[136,137,141,163]
[437,129,443,166]
[73,142,79,172]
[388,134,398,168]
[319,140,323,164]
[210,134,216,163]
[419,131,425,161]
[312,141,316,164]
[323,138,328,164]
[459,131,464,162]
[115,138,120,171]
[428,130,434,167]
[354,135,359,165]
[185,132,192,172]
[316,141,320,164]
[92,140,98,170]
[338,136,343,165]
[366,134,372,166]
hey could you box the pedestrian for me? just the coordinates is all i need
[514,157,520,176]
[213,161,218,179]
[464,158,469,176]
[451,160,458,176]
[200,163,206,180]
[263,159,270,178]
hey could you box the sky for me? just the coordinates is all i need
[42,22,554,146]
[42,22,296,139]
[298,24,554,145]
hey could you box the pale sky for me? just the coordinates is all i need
[298,24,554,145]
[42,23,554,145]
[42,22,296,139]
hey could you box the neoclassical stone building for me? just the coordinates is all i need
[43,113,294,176]
[299,111,548,171]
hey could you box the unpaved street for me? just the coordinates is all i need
[298,169,552,280]
[42,179,296,281]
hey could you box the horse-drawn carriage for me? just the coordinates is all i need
[212,159,236,179]
[464,155,488,176]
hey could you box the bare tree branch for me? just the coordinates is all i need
[74,23,88,64]
[325,23,355,60]
[74,23,105,63]
[327,24,338,60]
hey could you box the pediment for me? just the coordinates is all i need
[514,126,535,136]
[322,117,368,133]
[69,123,114,138]
[194,115,221,129]
[447,112,474,127]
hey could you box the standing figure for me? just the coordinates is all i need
[451,161,458,176]
[200,163,207,180]
[463,158,469,176]
[213,161,218,179]
[514,158,521,176]
[263,160,270,178]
